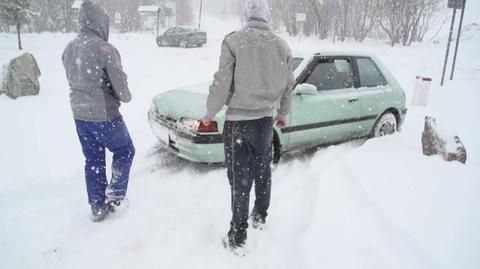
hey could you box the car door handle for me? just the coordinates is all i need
[348,98,359,103]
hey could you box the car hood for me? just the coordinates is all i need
[152,84,225,121]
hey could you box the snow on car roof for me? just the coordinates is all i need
[138,5,160,12]
[292,50,376,58]
[176,26,202,31]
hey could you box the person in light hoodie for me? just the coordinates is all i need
[201,0,295,255]
[62,0,135,222]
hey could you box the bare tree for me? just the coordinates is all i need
[378,0,408,46]
[415,0,442,42]
[0,0,31,50]
[176,0,194,25]
[338,0,350,41]
[351,0,380,42]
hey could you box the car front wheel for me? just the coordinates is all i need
[180,41,187,48]
[157,39,168,47]
[372,112,397,137]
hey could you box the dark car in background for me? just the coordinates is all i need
[156,27,207,48]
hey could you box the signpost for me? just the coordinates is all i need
[441,0,466,86]
[198,0,203,29]
[296,13,306,39]
[450,0,467,80]
[114,12,121,32]
[448,0,464,9]
[296,13,306,22]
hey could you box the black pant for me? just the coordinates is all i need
[223,117,273,245]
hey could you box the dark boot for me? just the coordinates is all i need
[222,231,248,256]
[90,203,113,222]
[250,213,266,230]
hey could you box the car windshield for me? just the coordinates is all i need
[292,57,303,71]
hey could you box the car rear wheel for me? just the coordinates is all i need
[372,112,397,137]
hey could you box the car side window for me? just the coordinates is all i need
[305,58,355,91]
[356,57,388,87]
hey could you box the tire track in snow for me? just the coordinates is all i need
[336,158,444,268]
[250,143,362,268]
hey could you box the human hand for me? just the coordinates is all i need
[275,116,287,129]
[200,114,214,126]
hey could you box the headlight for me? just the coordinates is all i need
[150,101,157,113]
[177,118,200,133]
[177,117,218,133]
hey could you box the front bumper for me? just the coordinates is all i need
[148,111,225,163]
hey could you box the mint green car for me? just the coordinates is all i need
[148,52,407,163]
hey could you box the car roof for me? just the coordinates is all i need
[175,26,201,31]
[293,50,376,59]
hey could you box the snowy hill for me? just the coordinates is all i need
[458,22,480,43]
[0,16,479,269]
[430,22,480,45]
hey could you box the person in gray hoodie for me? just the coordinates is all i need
[201,0,295,255]
[62,0,135,222]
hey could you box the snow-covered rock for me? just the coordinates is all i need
[422,116,467,164]
[1,52,41,99]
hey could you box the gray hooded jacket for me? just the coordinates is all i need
[206,20,295,121]
[62,0,131,122]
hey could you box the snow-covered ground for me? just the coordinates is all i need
[0,16,479,269]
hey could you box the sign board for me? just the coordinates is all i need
[115,12,121,24]
[296,13,306,22]
[448,0,464,9]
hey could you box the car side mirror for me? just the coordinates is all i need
[295,83,318,96]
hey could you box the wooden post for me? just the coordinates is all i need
[16,22,22,50]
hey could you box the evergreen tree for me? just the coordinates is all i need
[0,0,31,50]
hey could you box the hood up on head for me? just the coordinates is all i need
[78,0,110,41]
[244,0,271,23]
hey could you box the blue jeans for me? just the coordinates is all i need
[75,116,135,207]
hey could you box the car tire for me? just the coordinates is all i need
[158,39,168,47]
[372,112,397,137]
[272,131,281,164]
[180,41,187,48]
[156,39,164,47]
